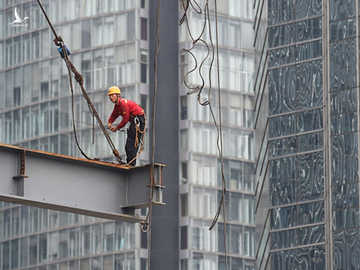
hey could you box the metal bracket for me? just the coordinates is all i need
[12,151,28,196]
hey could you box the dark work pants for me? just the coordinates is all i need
[125,115,146,165]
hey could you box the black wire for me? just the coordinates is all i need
[179,0,228,269]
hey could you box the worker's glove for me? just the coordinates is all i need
[110,126,118,132]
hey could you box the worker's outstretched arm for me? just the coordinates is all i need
[116,103,130,130]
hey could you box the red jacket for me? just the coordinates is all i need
[108,98,144,129]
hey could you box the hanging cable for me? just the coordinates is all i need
[179,0,228,268]
[36,0,123,164]
[139,1,161,269]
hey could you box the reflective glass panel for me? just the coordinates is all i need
[296,0,322,19]
[330,18,356,42]
[268,24,295,48]
[298,201,325,225]
[296,17,322,42]
[330,88,358,115]
[331,132,359,185]
[297,151,324,202]
[296,60,323,110]
[296,40,322,62]
[333,207,360,231]
[331,112,358,135]
[332,183,359,209]
[330,38,357,91]
[299,224,325,246]
[333,229,360,269]
[269,66,296,115]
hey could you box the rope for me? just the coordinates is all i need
[180,0,228,268]
[36,0,124,164]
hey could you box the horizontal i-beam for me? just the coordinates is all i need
[0,143,165,223]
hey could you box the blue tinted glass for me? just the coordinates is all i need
[270,178,296,206]
[296,60,323,110]
[330,38,357,91]
[298,245,326,270]
[298,201,325,225]
[270,156,297,181]
[331,112,358,135]
[270,229,297,250]
[330,88,358,114]
[298,131,323,152]
[330,0,356,21]
[271,249,299,270]
[269,114,297,138]
[331,132,359,185]
[269,66,296,115]
[332,183,359,209]
[296,17,322,42]
[333,207,360,230]
[268,24,296,48]
[271,206,297,230]
[299,225,325,246]
[298,152,324,202]
[297,108,323,133]
[296,40,322,62]
[269,137,297,158]
[333,229,360,270]
[330,18,356,42]
[268,46,295,68]
[296,0,322,19]
[268,0,296,25]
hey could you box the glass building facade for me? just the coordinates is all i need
[254,0,360,269]
[0,0,256,269]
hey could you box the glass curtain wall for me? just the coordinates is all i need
[253,0,360,268]
[179,0,256,269]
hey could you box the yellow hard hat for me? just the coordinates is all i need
[107,86,121,96]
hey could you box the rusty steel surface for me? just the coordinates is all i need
[0,143,165,223]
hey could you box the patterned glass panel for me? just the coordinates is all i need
[270,229,297,250]
[268,0,296,25]
[331,112,358,135]
[332,183,359,209]
[269,136,297,158]
[296,60,323,110]
[269,113,297,138]
[269,66,296,115]
[271,206,297,230]
[333,229,360,270]
[330,18,356,42]
[296,40,322,62]
[297,131,323,153]
[298,201,325,226]
[330,0,356,21]
[296,17,322,42]
[330,88,358,115]
[331,132,359,186]
[268,24,296,48]
[271,249,298,270]
[299,225,325,246]
[268,46,295,68]
[333,207,360,230]
[298,152,324,202]
[270,156,297,182]
[297,108,323,133]
[296,0,322,20]
[298,245,326,270]
[330,38,357,91]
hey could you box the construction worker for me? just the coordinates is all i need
[107,86,146,166]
